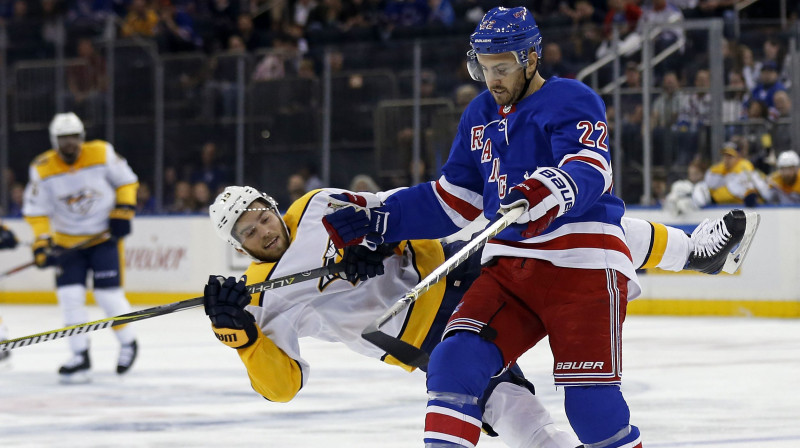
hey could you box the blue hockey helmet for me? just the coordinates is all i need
[467,7,542,82]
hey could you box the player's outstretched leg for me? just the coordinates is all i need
[59,349,91,384]
[685,209,757,274]
[117,340,138,375]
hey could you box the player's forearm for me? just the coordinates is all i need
[382,183,462,241]
[238,332,304,403]
[24,215,51,239]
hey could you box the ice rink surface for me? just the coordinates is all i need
[1,304,799,448]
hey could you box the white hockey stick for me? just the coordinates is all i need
[722,211,760,274]
[361,207,525,368]
[0,261,345,352]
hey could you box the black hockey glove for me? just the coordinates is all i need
[342,242,399,283]
[0,225,17,249]
[203,275,259,349]
[32,237,61,268]
[109,205,135,239]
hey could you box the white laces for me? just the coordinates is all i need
[691,218,732,258]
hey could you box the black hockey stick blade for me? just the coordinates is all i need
[361,207,525,369]
[0,232,111,282]
[0,261,345,352]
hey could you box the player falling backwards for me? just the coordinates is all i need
[22,112,139,383]
[321,7,758,448]
[205,185,754,448]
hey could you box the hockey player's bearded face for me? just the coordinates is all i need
[232,202,290,262]
[476,52,526,106]
[56,135,82,165]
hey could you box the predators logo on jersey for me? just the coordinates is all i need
[59,188,102,216]
[319,238,346,291]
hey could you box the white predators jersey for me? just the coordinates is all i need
[237,189,445,402]
[23,140,138,238]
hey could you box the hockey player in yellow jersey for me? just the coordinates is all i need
[204,185,756,447]
[766,150,800,204]
[22,112,139,383]
[702,141,771,207]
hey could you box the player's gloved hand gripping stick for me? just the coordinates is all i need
[0,232,112,282]
[0,262,345,352]
[361,206,525,369]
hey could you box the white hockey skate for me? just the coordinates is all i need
[59,350,91,384]
[117,340,138,375]
[686,209,760,275]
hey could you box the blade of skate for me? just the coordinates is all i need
[722,212,760,274]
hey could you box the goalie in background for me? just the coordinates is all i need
[22,112,139,383]
[0,221,18,365]
[203,185,756,447]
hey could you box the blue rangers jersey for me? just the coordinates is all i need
[381,77,638,289]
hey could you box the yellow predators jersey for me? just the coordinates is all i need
[705,158,763,204]
[768,169,800,204]
[22,140,138,245]
[238,189,446,402]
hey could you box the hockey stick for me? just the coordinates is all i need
[0,232,112,282]
[0,261,345,352]
[361,206,525,368]
[722,211,760,274]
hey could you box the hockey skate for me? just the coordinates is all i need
[117,340,138,375]
[686,209,760,275]
[59,349,91,384]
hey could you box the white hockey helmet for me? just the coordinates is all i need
[776,150,800,168]
[209,185,283,253]
[48,112,85,149]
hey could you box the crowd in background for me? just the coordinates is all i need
[0,0,797,214]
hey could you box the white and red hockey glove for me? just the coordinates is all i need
[498,167,577,238]
[322,192,389,250]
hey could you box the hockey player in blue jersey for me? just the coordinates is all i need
[322,6,645,448]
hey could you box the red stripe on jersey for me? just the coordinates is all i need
[563,155,607,172]
[434,181,483,222]
[494,232,632,261]
[425,412,481,445]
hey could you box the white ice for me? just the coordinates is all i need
[1,305,799,448]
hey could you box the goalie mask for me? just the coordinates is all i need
[209,186,288,259]
[466,6,542,82]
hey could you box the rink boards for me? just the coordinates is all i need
[0,206,797,317]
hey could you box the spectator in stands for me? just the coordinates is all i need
[167,180,196,214]
[770,90,792,152]
[207,0,241,52]
[748,60,787,119]
[67,0,112,36]
[121,0,160,38]
[675,68,711,163]
[292,0,317,27]
[67,38,107,121]
[454,83,479,110]
[236,13,270,51]
[136,182,156,215]
[6,0,42,47]
[703,141,768,207]
[620,61,643,147]
[158,1,202,53]
[602,0,641,41]
[767,150,800,204]
[6,183,24,218]
[723,71,747,124]
[734,44,759,91]
[384,0,430,30]
[651,71,682,167]
[190,142,228,194]
[306,0,348,35]
[695,0,738,18]
[348,174,380,193]
[41,0,64,46]
[192,181,212,211]
[664,156,710,215]
[763,37,792,88]
[540,42,575,78]
[286,173,306,203]
[636,0,684,74]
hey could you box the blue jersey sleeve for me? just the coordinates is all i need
[546,85,613,217]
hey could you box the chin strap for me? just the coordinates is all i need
[513,58,539,104]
